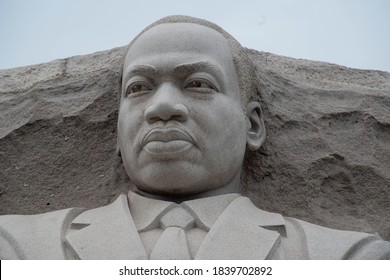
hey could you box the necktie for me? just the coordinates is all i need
[149,206,195,259]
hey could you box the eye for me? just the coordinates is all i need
[126,82,152,96]
[185,79,217,92]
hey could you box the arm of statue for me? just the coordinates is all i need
[0,208,84,260]
[284,217,390,260]
[0,232,21,259]
[348,237,390,260]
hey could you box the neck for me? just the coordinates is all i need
[134,173,241,203]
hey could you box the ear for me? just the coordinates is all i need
[246,101,266,151]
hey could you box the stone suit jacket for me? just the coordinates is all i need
[1,193,389,259]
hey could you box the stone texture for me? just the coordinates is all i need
[0,46,389,241]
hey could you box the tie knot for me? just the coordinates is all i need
[160,207,195,230]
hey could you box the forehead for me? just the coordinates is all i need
[124,23,236,74]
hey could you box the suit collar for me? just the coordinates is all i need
[128,191,240,232]
[66,193,147,260]
[195,196,285,259]
[183,193,240,230]
[128,191,174,232]
[66,193,285,259]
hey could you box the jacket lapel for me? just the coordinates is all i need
[65,193,147,260]
[195,196,285,259]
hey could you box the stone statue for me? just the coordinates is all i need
[0,15,389,260]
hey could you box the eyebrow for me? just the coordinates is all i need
[172,61,225,80]
[123,64,157,84]
[122,61,228,93]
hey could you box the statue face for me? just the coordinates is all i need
[118,23,251,196]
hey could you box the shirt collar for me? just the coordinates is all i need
[128,191,240,232]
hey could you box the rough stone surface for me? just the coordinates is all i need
[1,46,389,241]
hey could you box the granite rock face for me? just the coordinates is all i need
[1,47,389,241]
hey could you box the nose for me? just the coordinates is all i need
[144,83,189,123]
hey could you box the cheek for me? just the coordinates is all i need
[118,112,137,159]
[117,111,126,139]
[118,102,143,136]
[118,108,131,140]
[198,99,246,140]
[193,98,247,172]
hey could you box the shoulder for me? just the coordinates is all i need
[283,217,390,259]
[0,208,84,259]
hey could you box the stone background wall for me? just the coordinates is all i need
[1,47,389,240]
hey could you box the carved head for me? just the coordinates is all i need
[118,16,266,198]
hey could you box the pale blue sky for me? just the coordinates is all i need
[0,0,389,71]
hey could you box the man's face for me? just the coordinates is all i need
[118,23,249,196]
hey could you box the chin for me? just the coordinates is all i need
[145,186,198,197]
[128,162,235,197]
[138,177,205,195]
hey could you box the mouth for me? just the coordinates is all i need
[141,127,195,156]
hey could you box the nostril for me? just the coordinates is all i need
[145,103,189,123]
[172,104,189,122]
[172,114,185,121]
[147,115,162,123]
[144,104,159,122]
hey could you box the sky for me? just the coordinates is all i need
[0,0,389,71]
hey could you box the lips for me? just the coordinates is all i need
[141,127,195,155]
[142,128,194,144]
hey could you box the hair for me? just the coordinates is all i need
[121,15,262,107]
